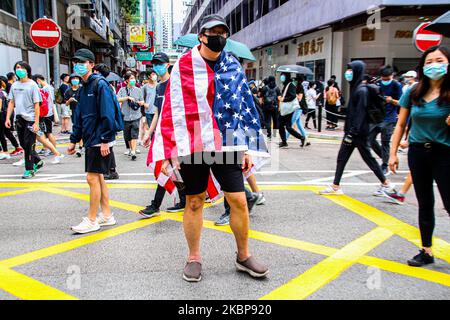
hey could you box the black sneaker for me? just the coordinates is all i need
[166,202,185,213]
[300,137,306,148]
[278,142,288,148]
[138,205,160,219]
[407,250,434,267]
[247,193,259,214]
[104,171,120,180]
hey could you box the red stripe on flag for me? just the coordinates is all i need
[160,80,177,160]
[179,52,203,153]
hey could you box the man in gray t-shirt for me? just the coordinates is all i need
[5,62,43,178]
[117,72,144,160]
[8,80,41,122]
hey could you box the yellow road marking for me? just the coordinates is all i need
[166,213,337,257]
[260,227,394,300]
[1,185,450,300]
[166,213,450,288]
[42,187,146,213]
[357,255,450,286]
[0,266,77,300]
[323,195,450,264]
[0,188,36,198]
[0,216,166,268]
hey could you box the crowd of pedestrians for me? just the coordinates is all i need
[0,13,448,279]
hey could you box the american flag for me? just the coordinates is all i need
[147,45,268,163]
[147,45,269,200]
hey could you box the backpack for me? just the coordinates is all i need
[38,88,50,118]
[93,77,124,133]
[55,84,66,104]
[326,87,338,105]
[264,86,278,110]
[363,84,386,124]
[0,90,7,113]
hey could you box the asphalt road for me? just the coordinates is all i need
[0,135,449,300]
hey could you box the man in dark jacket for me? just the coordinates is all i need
[319,60,394,196]
[67,48,118,234]
[261,76,280,139]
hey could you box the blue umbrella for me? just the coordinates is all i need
[174,33,256,61]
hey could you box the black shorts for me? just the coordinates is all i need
[124,119,140,141]
[39,116,53,134]
[179,152,245,195]
[85,147,114,174]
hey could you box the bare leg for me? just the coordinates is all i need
[246,174,260,193]
[400,172,413,195]
[86,173,101,222]
[99,174,111,217]
[183,193,206,262]
[36,135,61,156]
[224,191,250,261]
[130,139,137,153]
[47,133,57,149]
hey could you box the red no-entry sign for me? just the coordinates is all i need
[30,18,61,49]
[414,22,443,53]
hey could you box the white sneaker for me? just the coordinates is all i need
[319,185,344,195]
[51,154,65,164]
[96,212,117,227]
[256,192,266,205]
[124,149,131,156]
[13,158,25,166]
[373,184,395,197]
[71,217,100,234]
[0,153,11,160]
[136,149,141,154]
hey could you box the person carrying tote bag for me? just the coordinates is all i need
[278,73,305,148]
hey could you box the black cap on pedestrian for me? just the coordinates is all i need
[69,73,81,81]
[199,14,230,35]
[72,48,95,62]
[151,52,169,64]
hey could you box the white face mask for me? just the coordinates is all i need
[151,74,158,82]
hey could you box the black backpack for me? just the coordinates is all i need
[363,84,386,124]
[0,90,7,113]
[264,86,278,110]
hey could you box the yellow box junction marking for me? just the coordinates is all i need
[323,195,450,264]
[0,183,449,300]
[0,266,77,300]
[261,227,394,300]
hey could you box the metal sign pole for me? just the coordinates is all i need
[45,49,51,82]
[52,0,60,88]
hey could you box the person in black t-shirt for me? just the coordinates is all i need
[141,52,186,217]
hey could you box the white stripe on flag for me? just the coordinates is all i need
[31,30,59,37]
[170,59,191,156]
[416,34,441,41]
[152,91,166,162]
[192,46,216,152]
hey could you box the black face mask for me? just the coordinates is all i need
[203,35,227,53]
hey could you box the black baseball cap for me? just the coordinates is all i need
[152,52,169,64]
[199,14,230,34]
[72,48,95,62]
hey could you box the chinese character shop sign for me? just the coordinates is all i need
[298,37,325,57]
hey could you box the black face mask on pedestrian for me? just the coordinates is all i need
[201,34,227,53]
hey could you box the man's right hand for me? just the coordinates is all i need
[67,143,76,155]
[343,134,353,146]
[5,119,11,129]
[143,134,152,148]
[161,159,171,176]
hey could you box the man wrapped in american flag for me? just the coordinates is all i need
[147,14,269,282]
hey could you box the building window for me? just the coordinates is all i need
[24,0,38,23]
[284,45,289,55]
[262,0,269,16]
[0,0,15,15]
[280,0,289,5]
